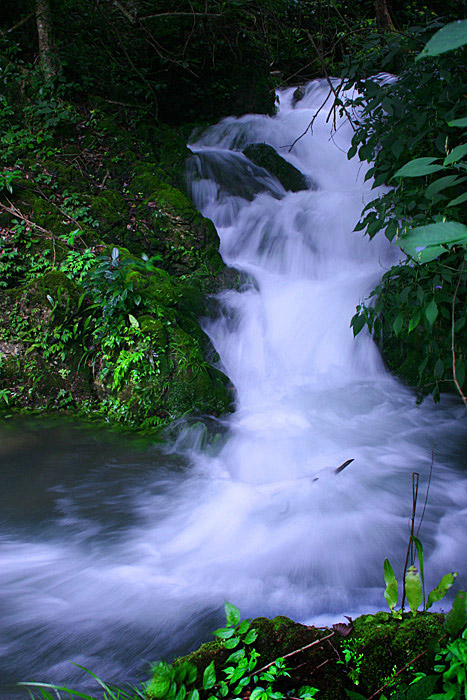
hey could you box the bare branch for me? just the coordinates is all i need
[452,260,467,408]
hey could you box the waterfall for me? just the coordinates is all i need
[1,80,466,697]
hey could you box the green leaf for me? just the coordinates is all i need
[447,192,467,208]
[416,19,467,60]
[406,675,439,700]
[384,558,398,611]
[237,620,251,635]
[425,299,438,326]
[392,313,404,336]
[396,222,467,263]
[244,629,258,644]
[203,661,216,690]
[405,565,423,615]
[393,157,444,178]
[411,536,425,606]
[223,637,241,649]
[409,311,421,333]
[425,175,466,199]
[445,590,467,638]
[214,627,235,639]
[129,314,139,329]
[185,664,197,685]
[351,313,366,336]
[426,572,457,610]
[187,690,199,700]
[227,650,246,663]
[444,143,467,166]
[448,117,467,128]
[225,602,240,627]
[150,665,174,698]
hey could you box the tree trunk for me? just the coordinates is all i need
[375,0,394,30]
[36,0,58,81]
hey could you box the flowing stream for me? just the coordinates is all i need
[1,81,467,697]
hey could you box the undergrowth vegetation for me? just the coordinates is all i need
[345,20,467,405]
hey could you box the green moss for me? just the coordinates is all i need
[349,611,445,693]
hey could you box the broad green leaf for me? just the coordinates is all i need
[223,637,240,649]
[237,620,250,635]
[187,690,199,700]
[409,311,421,332]
[425,299,438,326]
[445,590,467,638]
[129,314,139,329]
[227,650,245,663]
[383,558,398,611]
[175,684,187,700]
[351,313,365,336]
[203,661,216,690]
[416,19,467,60]
[396,222,467,263]
[448,117,467,128]
[426,572,457,610]
[406,675,439,700]
[405,565,423,615]
[448,192,467,207]
[244,629,258,644]
[392,313,404,336]
[185,664,197,685]
[214,627,235,639]
[150,666,173,698]
[412,536,425,604]
[393,157,443,178]
[225,602,240,627]
[444,143,467,166]
[425,175,465,199]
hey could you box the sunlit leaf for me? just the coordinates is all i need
[405,565,423,615]
[225,602,240,627]
[427,572,457,610]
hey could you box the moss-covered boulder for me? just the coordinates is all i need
[243,143,311,192]
[155,611,449,700]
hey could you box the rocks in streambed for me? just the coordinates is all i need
[242,143,313,193]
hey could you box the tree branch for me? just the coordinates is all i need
[452,260,467,408]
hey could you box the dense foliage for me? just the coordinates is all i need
[344,21,467,404]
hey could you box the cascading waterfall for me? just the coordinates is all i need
[1,80,467,697]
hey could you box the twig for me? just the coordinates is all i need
[139,12,222,20]
[287,86,334,152]
[367,634,447,700]
[416,449,434,538]
[252,631,335,677]
[7,12,35,33]
[0,200,73,249]
[401,472,419,611]
[306,30,356,132]
[452,260,467,408]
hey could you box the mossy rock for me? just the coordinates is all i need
[243,143,311,192]
[159,611,449,700]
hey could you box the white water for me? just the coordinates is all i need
[1,81,467,694]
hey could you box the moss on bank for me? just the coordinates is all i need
[163,611,448,700]
[0,97,233,431]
